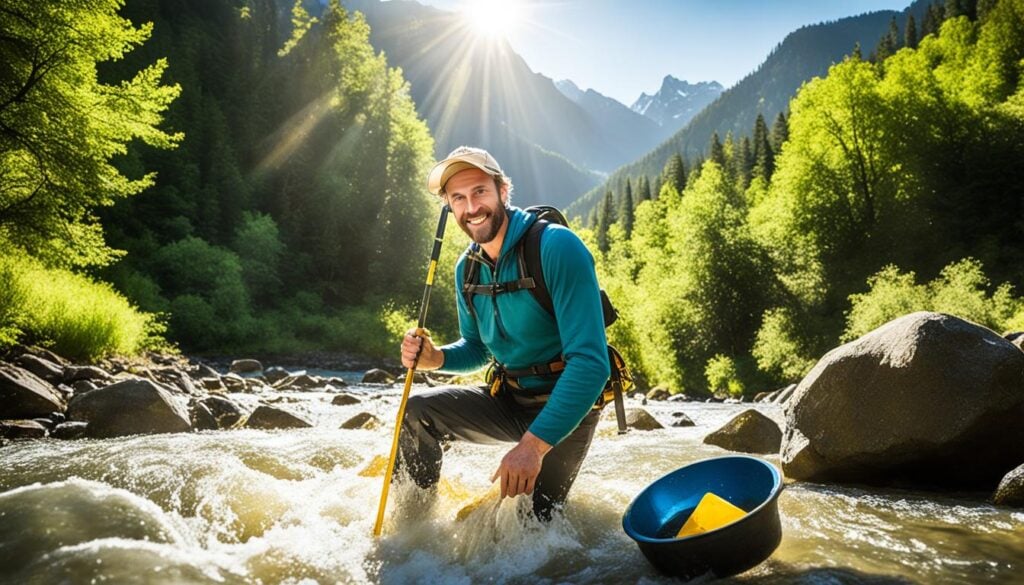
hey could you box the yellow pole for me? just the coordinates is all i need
[373,204,449,537]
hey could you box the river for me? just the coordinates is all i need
[1,379,1022,584]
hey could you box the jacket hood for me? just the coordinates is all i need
[494,206,537,259]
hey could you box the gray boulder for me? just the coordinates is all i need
[190,402,218,431]
[192,362,220,380]
[0,364,65,418]
[646,386,671,401]
[361,369,394,384]
[782,312,1024,488]
[66,379,191,438]
[331,393,362,406]
[1,419,48,439]
[704,409,782,454]
[230,359,263,374]
[72,380,98,395]
[221,373,247,392]
[671,411,696,427]
[199,377,225,392]
[602,407,663,431]
[52,421,89,440]
[274,373,323,391]
[62,365,111,384]
[245,405,312,429]
[341,412,382,430]
[199,395,246,429]
[13,354,63,384]
[264,366,290,384]
[993,464,1024,507]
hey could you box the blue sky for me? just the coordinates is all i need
[405,0,913,105]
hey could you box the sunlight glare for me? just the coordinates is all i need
[461,0,524,39]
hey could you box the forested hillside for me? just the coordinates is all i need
[1,0,446,358]
[589,0,1024,396]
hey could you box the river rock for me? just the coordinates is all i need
[993,464,1024,507]
[245,405,312,429]
[245,378,269,393]
[607,407,663,430]
[13,354,64,384]
[782,312,1024,488]
[145,367,197,395]
[671,411,695,427]
[200,377,225,392]
[190,402,218,431]
[1005,331,1024,352]
[10,344,68,366]
[646,386,671,401]
[199,395,246,429]
[331,393,362,406]
[704,409,782,454]
[264,366,290,384]
[71,380,98,395]
[62,365,111,384]
[341,412,381,430]
[0,364,66,419]
[361,369,394,384]
[220,373,246,393]
[66,379,191,438]
[274,373,322,391]
[52,421,89,440]
[191,362,220,380]
[1,419,48,439]
[230,359,263,374]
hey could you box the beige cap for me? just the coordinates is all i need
[426,146,504,195]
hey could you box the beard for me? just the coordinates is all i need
[459,203,506,245]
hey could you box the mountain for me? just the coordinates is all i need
[556,79,669,149]
[566,7,920,220]
[631,76,723,132]
[341,0,668,208]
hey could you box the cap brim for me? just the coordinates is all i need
[426,157,498,195]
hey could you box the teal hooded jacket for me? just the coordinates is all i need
[438,206,611,446]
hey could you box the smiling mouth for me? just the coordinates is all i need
[466,215,488,226]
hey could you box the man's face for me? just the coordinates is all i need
[444,168,508,245]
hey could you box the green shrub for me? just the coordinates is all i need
[844,258,1024,340]
[705,354,744,397]
[753,307,816,381]
[0,253,168,360]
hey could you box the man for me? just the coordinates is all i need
[399,146,610,520]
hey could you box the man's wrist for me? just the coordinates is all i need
[520,431,552,456]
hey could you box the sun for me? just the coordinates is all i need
[460,0,524,39]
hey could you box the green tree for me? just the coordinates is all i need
[595,190,615,253]
[619,182,635,238]
[0,0,181,267]
[709,132,726,167]
[906,14,919,49]
[770,111,789,153]
[662,152,687,193]
[752,113,774,183]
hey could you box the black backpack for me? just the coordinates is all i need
[461,205,633,433]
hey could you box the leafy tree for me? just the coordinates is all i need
[0,0,181,267]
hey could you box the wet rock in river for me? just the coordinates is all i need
[646,386,671,401]
[66,379,191,438]
[0,364,66,418]
[361,369,394,384]
[221,373,247,392]
[331,393,362,406]
[52,421,89,440]
[200,377,225,392]
[704,409,782,454]
[273,373,323,391]
[13,354,64,385]
[190,402,218,431]
[602,407,663,431]
[199,395,246,429]
[191,362,220,380]
[671,411,695,427]
[993,464,1024,507]
[245,405,312,429]
[341,412,382,430]
[230,359,263,374]
[782,312,1024,489]
[264,366,290,384]
[1,419,48,439]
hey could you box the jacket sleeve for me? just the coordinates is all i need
[527,227,610,445]
[437,253,491,374]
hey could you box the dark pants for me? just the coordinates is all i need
[398,385,600,520]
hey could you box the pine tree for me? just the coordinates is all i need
[875,16,900,61]
[771,112,789,154]
[977,0,997,21]
[752,113,774,183]
[662,152,687,193]
[923,2,944,37]
[620,184,635,238]
[596,190,616,253]
[734,136,753,189]
[852,42,863,61]
[710,132,726,168]
[905,14,919,49]
[637,175,652,203]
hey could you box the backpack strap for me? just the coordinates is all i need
[520,219,553,317]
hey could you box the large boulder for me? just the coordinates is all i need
[361,369,394,384]
[13,354,63,384]
[704,409,782,454]
[229,359,263,374]
[0,364,65,418]
[264,366,290,384]
[603,407,663,430]
[62,365,111,384]
[245,405,312,429]
[1,419,48,439]
[340,412,381,430]
[993,464,1024,507]
[782,312,1024,488]
[66,379,191,438]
